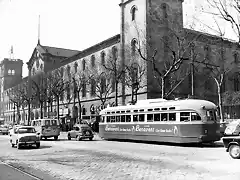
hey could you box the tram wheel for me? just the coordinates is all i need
[229,145,240,159]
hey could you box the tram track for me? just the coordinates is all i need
[0,160,43,180]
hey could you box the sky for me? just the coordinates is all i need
[0,0,238,78]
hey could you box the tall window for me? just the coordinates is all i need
[112,78,116,92]
[91,55,95,68]
[82,59,86,71]
[90,79,96,96]
[131,6,137,21]
[161,3,168,19]
[101,51,105,65]
[233,73,240,91]
[131,39,137,56]
[112,46,118,60]
[234,52,239,63]
[74,62,78,73]
[100,76,106,93]
[82,76,86,97]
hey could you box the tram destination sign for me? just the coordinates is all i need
[104,124,178,135]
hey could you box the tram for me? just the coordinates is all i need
[99,98,221,143]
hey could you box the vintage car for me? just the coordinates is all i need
[222,136,240,159]
[10,126,40,149]
[0,125,9,135]
[224,120,240,136]
[67,123,94,141]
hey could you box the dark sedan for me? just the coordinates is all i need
[222,136,240,159]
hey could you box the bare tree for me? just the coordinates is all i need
[31,73,48,119]
[72,70,89,121]
[206,0,240,42]
[102,48,124,106]
[135,15,201,98]
[7,86,23,124]
[124,62,146,103]
[46,69,68,120]
[88,70,113,107]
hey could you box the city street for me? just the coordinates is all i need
[0,133,240,180]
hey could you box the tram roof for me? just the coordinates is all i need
[100,99,217,114]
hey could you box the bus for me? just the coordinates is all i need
[99,98,221,144]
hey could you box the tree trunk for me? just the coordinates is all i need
[22,104,26,125]
[77,92,82,123]
[28,102,31,125]
[214,78,224,122]
[115,81,118,106]
[56,97,60,120]
[16,105,21,124]
[161,77,165,99]
[131,86,134,103]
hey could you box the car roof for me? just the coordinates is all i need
[16,126,35,129]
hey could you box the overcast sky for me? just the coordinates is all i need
[0,0,237,77]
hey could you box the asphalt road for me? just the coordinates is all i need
[0,133,240,180]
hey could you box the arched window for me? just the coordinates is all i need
[91,55,95,67]
[11,70,15,75]
[8,69,11,75]
[74,62,78,73]
[90,79,96,96]
[131,6,137,21]
[131,39,138,56]
[82,59,86,71]
[101,51,105,65]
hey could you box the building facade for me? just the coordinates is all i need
[2,0,240,125]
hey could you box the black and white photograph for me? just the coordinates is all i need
[0,0,240,179]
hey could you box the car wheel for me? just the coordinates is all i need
[229,144,240,159]
[67,134,71,140]
[17,143,21,149]
[54,136,58,140]
[36,143,40,149]
[89,137,93,141]
[76,135,81,141]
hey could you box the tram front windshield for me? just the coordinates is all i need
[206,110,217,121]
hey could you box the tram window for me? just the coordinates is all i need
[126,110,130,113]
[116,111,120,113]
[191,112,201,121]
[161,113,168,121]
[107,116,111,122]
[139,114,145,122]
[126,115,131,122]
[154,108,160,111]
[180,112,190,122]
[169,107,175,110]
[147,114,153,122]
[107,112,110,114]
[133,115,138,122]
[116,116,120,122]
[148,109,153,111]
[169,113,176,121]
[162,108,167,110]
[101,116,105,123]
[121,111,125,113]
[111,116,116,122]
[154,114,160,121]
[134,110,138,112]
[121,115,126,122]
[139,109,144,112]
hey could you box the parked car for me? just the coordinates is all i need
[10,126,40,149]
[67,123,94,141]
[222,136,240,159]
[0,125,9,135]
[220,122,229,136]
[224,120,240,136]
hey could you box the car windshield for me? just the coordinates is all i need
[18,128,36,134]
